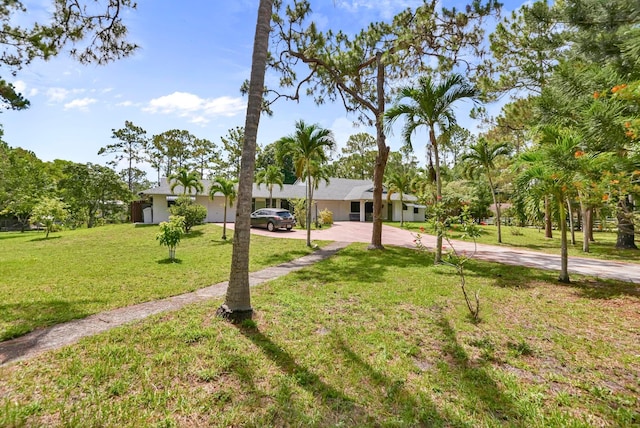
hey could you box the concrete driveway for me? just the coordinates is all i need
[228,221,640,284]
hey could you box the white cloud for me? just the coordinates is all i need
[47,87,69,102]
[143,91,246,124]
[116,100,134,107]
[13,80,26,93]
[64,98,97,110]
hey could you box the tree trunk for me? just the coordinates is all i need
[587,207,595,242]
[222,202,228,240]
[567,198,576,245]
[400,196,404,227]
[369,52,389,250]
[544,196,553,239]
[431,126,443,264]
[306,172,312,247]
[580,199,589,253]
[220,0,272,323]
[616,195,637,250]
[558,202,570,283]
[487,173,502,244]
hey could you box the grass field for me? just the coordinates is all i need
[390,221,640,263]
[0,223,321,341]
[1,244,638,427]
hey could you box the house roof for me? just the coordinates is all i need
[141,177,418,202]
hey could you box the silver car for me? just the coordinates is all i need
[250,208,295,231]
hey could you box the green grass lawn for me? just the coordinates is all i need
[0,223,320,341]
[1,244,638,427]
[390,221,640,263]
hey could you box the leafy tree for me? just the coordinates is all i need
[191,137,220,180]
[278,120,335,247]
[385,74,479,263]
[333,133,377,180]
[219,126,244,179]
[255,165,284,208]
[30,198,68,238]
[99,121,148,191]
[0,0,137,110]
[221,0,272,323]
[168,168,203,195]
[0,146,53,231]
[517,128,580,283]
[59,162,131,228]
[209,177,237,241]
[151,129,196,178]
[271,0,500,250]
[117,167,153,195]
[256,141,296,184]
[157,215,185,261]
[385,171,411,227]
[461,137,511,243]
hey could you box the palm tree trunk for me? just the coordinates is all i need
[567,198,576,245]
[306,172,312,247]
[221,0,272,322]
[544,196,553,238]
[487,174,502,244]
[222,201,228,240]
[400,195,404,227]
[431,126,443,264]
[558,201,570,283]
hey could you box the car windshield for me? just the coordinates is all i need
[276,211,292,218]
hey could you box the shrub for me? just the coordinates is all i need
[30,198,68,238]
[156,215,185,261]
[169,196,206,233]
[318,208,333,225]
[290,198,307,228]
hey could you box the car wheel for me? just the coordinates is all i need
[267,222,275,232]
[286,225,292,231]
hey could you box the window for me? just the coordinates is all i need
[414,207,419,214]
[351,201,360,212]
[402,203,407,211]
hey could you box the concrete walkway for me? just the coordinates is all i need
[0,241,349,366]
[242,221,640,284]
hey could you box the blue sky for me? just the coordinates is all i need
[4,0,526,176]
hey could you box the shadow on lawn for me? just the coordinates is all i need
[237,324,373,424]
[568,279,640,299]
[436,314,526,426]
[291,245,425,285]
[29,236,62,242]
[0,298,102,342]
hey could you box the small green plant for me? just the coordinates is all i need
[156,215,185,261]
[168,196,206,233]
[509,226,524,236]
[507,339,534,357]
[414,205,482,321]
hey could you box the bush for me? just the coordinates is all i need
[318,208,333,225]
[169,196,207,233]
[156,215,185,261]
[290,198,307,228]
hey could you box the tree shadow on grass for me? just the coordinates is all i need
[435,314,526,426]
[461,259,555,290]
[567,278,640,300]
[181,229,205,239]
[156,258,183,264]
[236,324,375,425]
[290,245,425,286]
[332,334,457,426]
[29,236,62,242]
[0,298,104,342]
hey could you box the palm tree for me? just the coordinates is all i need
[385,171,411,227]
[385,74,479,263]
[517,129,579,283]
[209,177,237,240]
[278,120,335,247]
[222,0,272,322]
[168,168,203,195]
[255,165,284,208]
[461,137,511,243]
